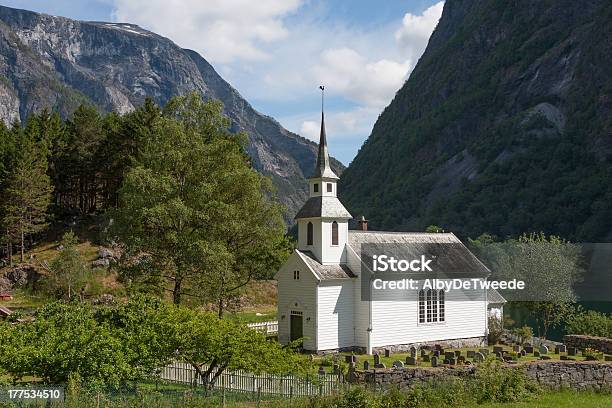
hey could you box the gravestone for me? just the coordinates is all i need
[445,351,456,360]
[457,356,466,364]
[410,346,417,358]
[541,355,551,360]
[363,360,370,370]
[474,352,485,363]
[345,355,353,364]
[375,363,386,369]
[318,366,325,375]
[392,360,404,368]
[513,345,521,353]
[431,356,438,367]
[567,347,577,356]
[467,350,476,358]
[422,355,431,362]
[448,358,457,365]
[333,363,340,374]
[384,349,391,358]
[520,350,527,357]
[405,356,417,366]
[524,346,534,354]
[454,350,462,357]
[533,351,540,357]
[539,345,549,355]
[493,346,504,354]
[479,348,489,356]
[373,353,380,365]
[421,349,428,358]
[434,344,442,351]
[555,344,567,354]
[433,350,441,357]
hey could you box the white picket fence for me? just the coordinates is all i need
[247,320,278,335]
[159,361,343,397]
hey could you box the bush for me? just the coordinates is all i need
[472,357,540,403]
[565,309,612,338]
[488,315,504,344]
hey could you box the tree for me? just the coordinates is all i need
[2,124,53,263]
[45,231,90,300]
[112,93,288,309]
[167,307,309,388]
[471,232,582,339]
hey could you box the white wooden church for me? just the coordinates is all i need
[275,106,505,354]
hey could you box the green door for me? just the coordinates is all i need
[290,314,303,342]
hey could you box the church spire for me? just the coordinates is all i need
[312,86,338,180]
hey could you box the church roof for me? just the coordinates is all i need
[310,112,339,180]
[294,196,352,219]
[347,231,491,277]
[487,288,507,304]
[297,250,356,280]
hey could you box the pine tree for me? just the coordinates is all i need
[2,126,53,263]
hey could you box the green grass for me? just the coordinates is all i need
[477,390,612,408]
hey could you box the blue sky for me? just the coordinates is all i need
[3,0,443,164]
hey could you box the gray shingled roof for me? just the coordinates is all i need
[347,231,490,277]
[487,288,507,304]
[294,196,352,219]
[298,250,356,280]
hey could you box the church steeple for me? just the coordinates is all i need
[294,86,351,265]
[311,86,338,180]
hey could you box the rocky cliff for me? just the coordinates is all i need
[0,5,342,220]
[340,0,612,241]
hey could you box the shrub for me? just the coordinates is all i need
[472,357,540,403]
[512,325,534,345]
[488,315,504,344]
[565,309,612,338]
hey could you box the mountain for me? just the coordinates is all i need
[0,5,343,220]
[340,0,612,241]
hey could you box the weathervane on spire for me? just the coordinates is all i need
[319,85,325,114]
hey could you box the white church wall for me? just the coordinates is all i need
[347,246,370,348]
[319,219,347,264]
[371,278,488,348]
[276,254,318,350]
[297,219,323,263]
[317,280,355,350]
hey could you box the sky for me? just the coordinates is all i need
[3,0,443,164]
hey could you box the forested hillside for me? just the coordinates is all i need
[0,5,342,220]
[340,0,612,241]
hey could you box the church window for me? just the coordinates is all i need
[307,222,313,245]
[419,289,445,323]
[327,183,332,192]
[293,270,300,280]
[313,183,319,193]
[331,221,338,245]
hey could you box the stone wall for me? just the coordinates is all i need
[564,335,612,354]
[352,361,612,391]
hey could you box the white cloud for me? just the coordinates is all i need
[395,1,444,60]
[110,0,302,63]
[313,48,411,108]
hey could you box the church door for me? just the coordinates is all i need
[290,311,303,342]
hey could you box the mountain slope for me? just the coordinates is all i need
[0,5,342,220]
[340,0,612,241]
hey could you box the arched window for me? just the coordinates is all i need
[307,222,313,246]
[331,221,338,245]
[418,288,445,323]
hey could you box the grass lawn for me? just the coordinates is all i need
[478,390,612,408]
